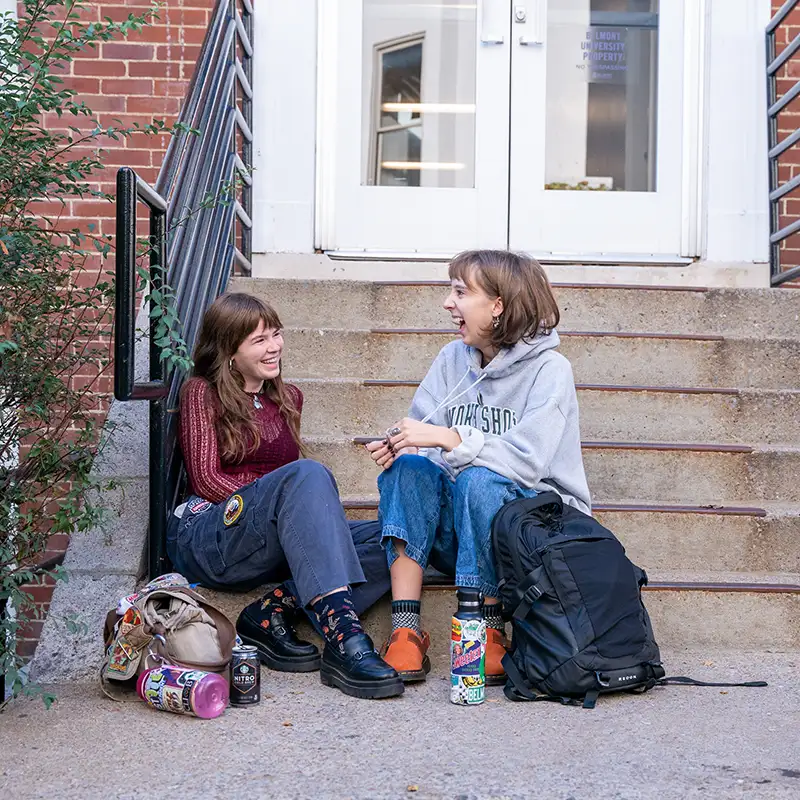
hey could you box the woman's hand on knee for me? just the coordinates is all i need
[365,439,396,469]
[365,439,419,470]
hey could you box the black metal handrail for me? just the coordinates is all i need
[767,0,800,286]
[115,0,254,577]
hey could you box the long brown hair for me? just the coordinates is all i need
[449,250,560,350]
[189,292,304,463]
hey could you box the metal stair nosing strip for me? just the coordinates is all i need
[361,379,742,397]
[373,281,711,293]
[340,498,769,518]
[369,328,726,342]
[415,582,800,594]
[350,435,754,454]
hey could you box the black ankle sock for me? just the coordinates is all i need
[311,589,365,652]
[391,599,422,636]
[253,583,296,626]
[484,602,505,633]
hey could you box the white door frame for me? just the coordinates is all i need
[316,0,708,260]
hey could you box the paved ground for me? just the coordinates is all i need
[1,648,799,800]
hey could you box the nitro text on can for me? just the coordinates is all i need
[230,644,261,706]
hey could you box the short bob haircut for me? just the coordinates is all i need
[448,250,560,350]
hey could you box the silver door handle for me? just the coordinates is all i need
[518,0,545,46]
[480,0,504,45]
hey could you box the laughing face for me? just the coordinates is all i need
[443,276,503,357]
[231,320,283,391]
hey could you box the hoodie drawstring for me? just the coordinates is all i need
[420,368,487,424]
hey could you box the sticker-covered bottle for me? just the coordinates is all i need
[137,665,229,719]
[450,588,486,705]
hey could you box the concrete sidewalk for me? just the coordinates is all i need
[1,648,799,800]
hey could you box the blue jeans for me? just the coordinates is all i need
[166,460,389,610]
[377,455,538,598]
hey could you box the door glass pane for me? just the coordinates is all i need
[362,0,477,188]
[545,0,659,193]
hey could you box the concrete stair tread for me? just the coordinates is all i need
[296,375,800,398]
[295,379,800,446]
[357,378,800,399]
[281,329,799,389]
[237,276,800,338]
[287,325,799,346]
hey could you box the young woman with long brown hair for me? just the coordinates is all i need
[167,292,403,699]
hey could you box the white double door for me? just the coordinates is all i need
[319,0,697,259]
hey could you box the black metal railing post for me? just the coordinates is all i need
[114,0,254,577]
[766,0,800,286]
[1,597,6,701]
[148,193,168,577]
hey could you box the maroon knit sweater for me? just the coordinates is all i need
[179,377,303,504]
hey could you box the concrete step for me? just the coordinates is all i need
[306,437,800,505]
[236,278,800,339]
[204,572,800,655]
[295,379,800,446]
[282,329,800,390]
[341,498,800,575]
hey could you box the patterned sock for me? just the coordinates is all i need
[311,589,365,653]
[483,602,505,635]
[252,583,297,629]
[391,599,422,636]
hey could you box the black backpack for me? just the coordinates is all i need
[492,492,766,708]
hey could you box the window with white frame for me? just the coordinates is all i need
[369,35,424,187]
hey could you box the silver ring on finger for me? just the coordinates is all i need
[387,426,401,438]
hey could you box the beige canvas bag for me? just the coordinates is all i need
[101,577,236,699]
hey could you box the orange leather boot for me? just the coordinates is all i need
[485,627,510,686]
[381,628,431,682]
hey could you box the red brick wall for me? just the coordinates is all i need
[771,1,800,284]
[15,0,216,661]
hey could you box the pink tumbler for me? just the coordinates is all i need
[137,665,229,719]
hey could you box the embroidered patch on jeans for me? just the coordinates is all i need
[187,498,212,515]
[223,494,244,526]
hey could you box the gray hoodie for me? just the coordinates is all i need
[410,330,592,514]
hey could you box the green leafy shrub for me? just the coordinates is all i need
[0,0,180,704]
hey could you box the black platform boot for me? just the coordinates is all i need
[236,596,321,672]
[320,632,404,699]
[311,589,403,699]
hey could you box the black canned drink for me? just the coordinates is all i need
[230,644,260,706]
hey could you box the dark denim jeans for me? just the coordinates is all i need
[166,460,390,611]
[377,455,537,598]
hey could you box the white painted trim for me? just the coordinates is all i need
[315,2,339,251]
[251,1,318,255]
[680,0,709,258]
[327,250,692,265]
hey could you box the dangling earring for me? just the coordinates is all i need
[228,358,234,371]
[492,315,501,329]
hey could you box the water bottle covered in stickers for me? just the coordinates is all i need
[450,588,486,705]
